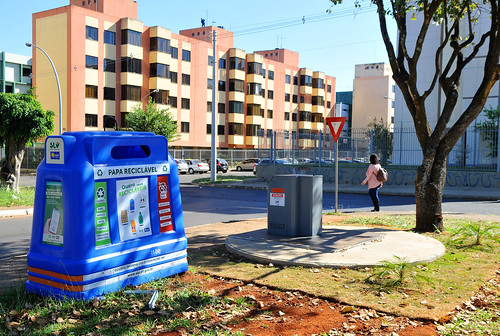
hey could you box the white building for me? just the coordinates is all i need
[393,10,500,167]
[0,52,32,94]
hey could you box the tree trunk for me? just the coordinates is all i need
[3,138,25,194]
[414,155,447,233]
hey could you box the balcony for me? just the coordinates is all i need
[228,135,244,145]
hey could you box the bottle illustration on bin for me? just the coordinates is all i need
[138,212,144,226]
[130,220,137,234]
[120,209,128,225]
[130,198,135,213]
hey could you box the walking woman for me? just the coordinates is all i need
[361,154,382,212]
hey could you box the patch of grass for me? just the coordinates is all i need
[448,220,500,248]
[189,214,500,321]
[193,175,254,185]
[441,307,500,336]
[0,186,35,207]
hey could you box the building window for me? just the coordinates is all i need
[285,74,291,84]
[182,74,190,85]
[327,101,331,109]
[121,29,142,46]
[229,57,245,70]
[182,49,191,62]
[228,123,243,135]
[267,109,273,119]
[206,124,212,134]
[268,90,274,100]
[121,112,129,128]
[293,94,298,103]
[85,55,98,70]
[293,76,298,85]
[207,101,212,112]
[22,66,32,78]
[392,85,396,92]
[284,93,290,102]
[218,80,226,91]
[168,96,177,107]
[285,112,290,120]
[300,96,305,103]
[218,102,225,113]
[292,113,297,121]
[246,124,260,136]
[219,58,226,69]
[247,62,262,75]
[299,111,311,121]
[218,125,225,135]
[228,101,243,114]
[268,70,274,80]
[181,98,190,109]
[169,71,178,83]
[150,63,169,78]
[208,55,215,66]
[121,85,141,101]
[300,75,312,87]
[312,96,324,106]
[327,84,332,93]
[85,114,98,127]
[104,30,116,45]
[86,26,98,41]
[229,79,244,92]
[170,47,178,59]
[103,58,115,72]
[312,78,324,89]
[150,37,169,52]
[103,87,115,100]
[85,85,98,99]
[247,104,260,116]
[247,83,262,96]
[121,57,142,74]
[151,89,169,105]
[181,122,189,133]
[260,67,266,77]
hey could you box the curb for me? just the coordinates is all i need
[0,208,33,218]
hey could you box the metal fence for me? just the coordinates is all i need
[1,124,498,171]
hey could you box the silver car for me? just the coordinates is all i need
[185,159,209,174]
[175,159,188,174]
[236,158,258,171]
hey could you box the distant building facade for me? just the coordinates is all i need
[0,52,32,94]
[352,62,395,129]
[31,0,336,149]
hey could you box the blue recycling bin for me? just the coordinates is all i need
[26,131,188,300]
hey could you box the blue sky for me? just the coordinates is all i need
[1,0,396,91]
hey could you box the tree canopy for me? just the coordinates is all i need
[125,98,178,142]
[0,91,54,192]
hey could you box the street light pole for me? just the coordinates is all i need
[141,88,160,106]
[26,43,62,135]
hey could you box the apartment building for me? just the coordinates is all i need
[32,0,335,149]
[352,62,395,129]
[0,51,32,94]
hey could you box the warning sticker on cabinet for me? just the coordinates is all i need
[270,193,285,207]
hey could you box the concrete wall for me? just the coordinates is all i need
[256,165,500,189]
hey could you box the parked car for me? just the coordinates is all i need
[207,158,229,173]
[256,158,287,165]
[236,158,258,171]
[175,159,188,174]
[185,159,209,174]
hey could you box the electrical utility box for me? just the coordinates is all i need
[26,132,188,300]
[267,175,323,237]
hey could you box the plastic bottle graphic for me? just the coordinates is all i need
[130,199,135,213]
[131,220,137,233]
[138,212,144,225]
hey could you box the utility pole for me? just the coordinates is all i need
[210,29,218,182]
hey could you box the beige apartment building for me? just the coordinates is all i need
[31,0,336,149]
[352,62,394,129]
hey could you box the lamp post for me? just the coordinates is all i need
[26,43,62,135]
[141,88,160,106]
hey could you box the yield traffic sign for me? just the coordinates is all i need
[325,117,346,142]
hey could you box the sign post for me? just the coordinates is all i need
[325,117,346,212]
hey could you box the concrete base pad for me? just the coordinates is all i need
[225,226,446,268]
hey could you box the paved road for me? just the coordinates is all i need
[1,171,499,259]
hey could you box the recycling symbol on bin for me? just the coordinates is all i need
[96,187,105,200]
[162,165,168,172]
[97,169,103,177]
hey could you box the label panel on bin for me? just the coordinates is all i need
[94,163,169,180]
[42,181,64,246]
[94,182,111,248]
[157,175,173,232]
[116,177,152,241]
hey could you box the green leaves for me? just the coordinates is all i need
[125,98,178,142]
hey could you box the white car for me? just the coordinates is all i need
[185,159,209,174]
[175,159,188,174]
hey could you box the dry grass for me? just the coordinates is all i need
[189,214,500,321]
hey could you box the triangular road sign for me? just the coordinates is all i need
[325,117,346,142]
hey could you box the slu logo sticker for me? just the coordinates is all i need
[49,141,60,149]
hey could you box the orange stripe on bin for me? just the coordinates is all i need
[28,267,84,282]
[28,275,83,292]
[271,188,284,193]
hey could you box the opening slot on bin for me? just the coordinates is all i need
[111,145,151,159]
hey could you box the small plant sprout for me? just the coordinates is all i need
[365,256,416,288]
[449,220,500,248]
